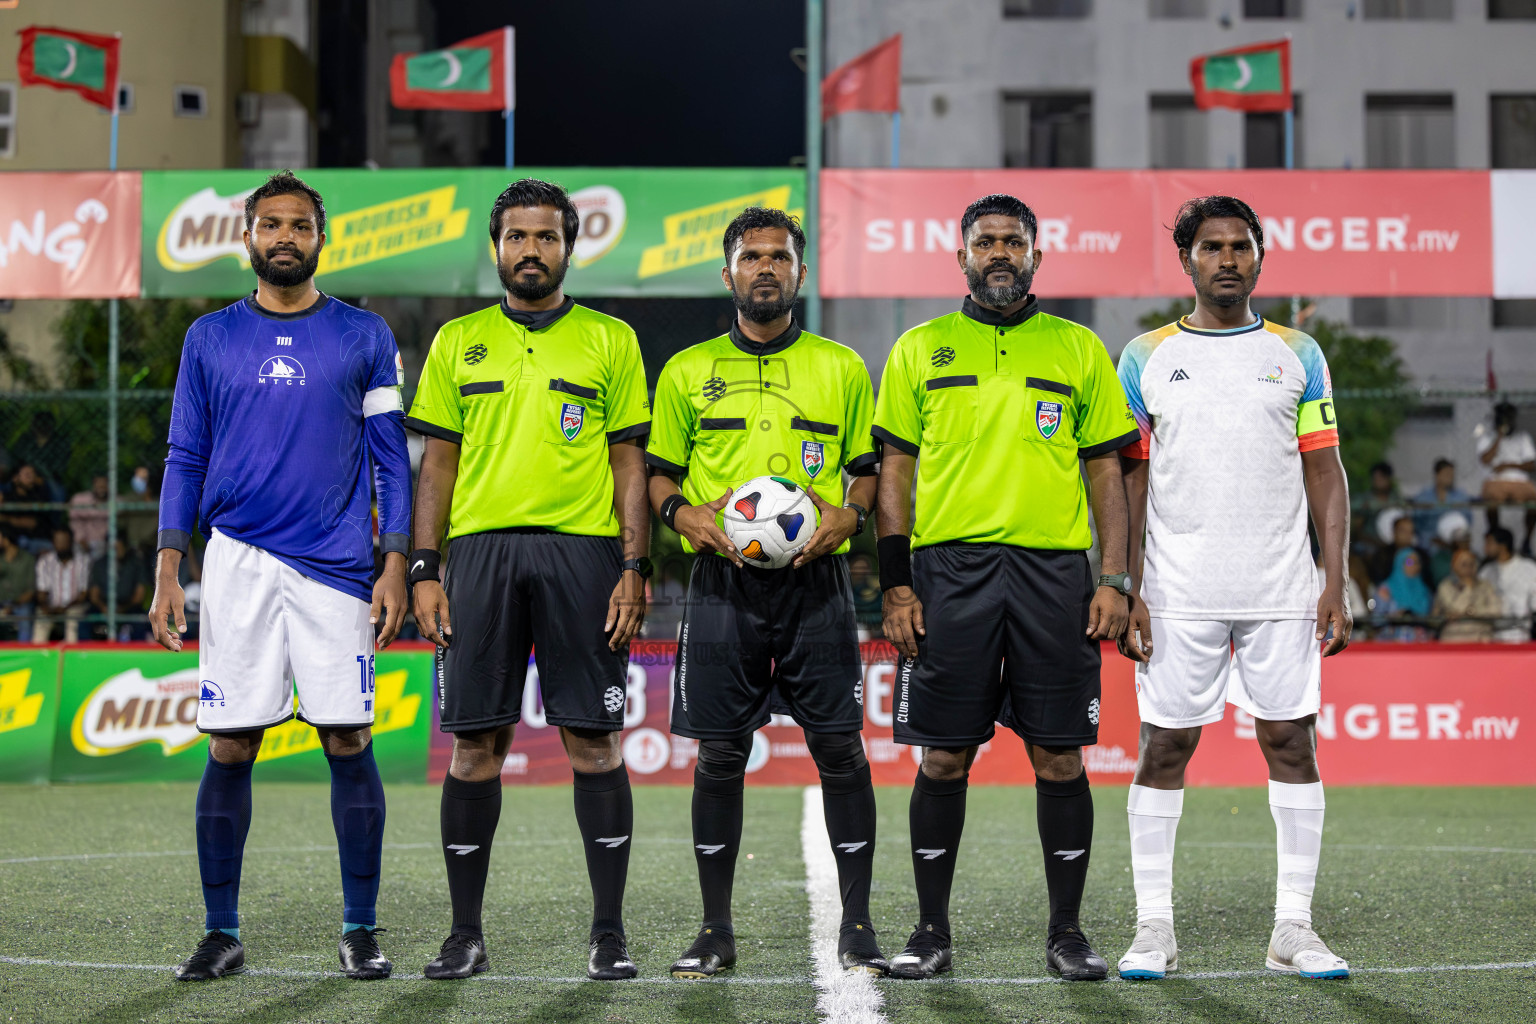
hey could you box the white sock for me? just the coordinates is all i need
[1268,780,1325,925]
[1127,784,1184,925]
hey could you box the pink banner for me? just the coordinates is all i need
[429,641,1533,788]
[0,172,141,298]
[820,169,1493,299]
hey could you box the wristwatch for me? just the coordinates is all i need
[1097,572,1133,596]
[621,556,654,580]
[844,502,869,536]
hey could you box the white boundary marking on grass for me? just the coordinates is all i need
[800,786,888,1024]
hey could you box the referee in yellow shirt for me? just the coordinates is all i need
[874,194,1138,982]
[405,179,652,982]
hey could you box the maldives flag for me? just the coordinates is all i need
[17,26,120,110]
[391,27,513,112]
[1190,39,1291,113]
[822,35,901,120]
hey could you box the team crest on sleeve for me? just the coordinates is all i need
[1036,400,1062,439]
[802,440,825,479]
[560,402,585,440]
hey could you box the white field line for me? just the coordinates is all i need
[2,955,1532,986]
[801,785,888,1024]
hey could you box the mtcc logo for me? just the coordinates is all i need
[702,376,727,402]
[463,344,488,365]
[931,346,955,368]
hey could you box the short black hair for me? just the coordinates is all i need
[722,207,806,264]
[1495,401,1519,429]
[1370,461,1394,478]
[960,194,1037,246]
[488,178,580,254]
[1433,457,1455,474]
[1489,526,1516,552]
[244,170,326,234]
[1172,195,1264,256]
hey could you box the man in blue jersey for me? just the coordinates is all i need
[149,171,412,982]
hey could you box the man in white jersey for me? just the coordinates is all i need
[1114,195,1352,981]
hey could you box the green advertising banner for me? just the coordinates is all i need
[50,649,433,784]
[140,167,806,299]
[0,649,61,784]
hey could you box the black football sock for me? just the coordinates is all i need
[822,764,878,929]
[440,773,501,939]
[1036,772,1094,934]
[572,764,633,937]
[692,769,744,933]
[909,769,968,944]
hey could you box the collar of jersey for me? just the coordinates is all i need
[728,316,802,356]
[500,295,575,331]
[961,294,1039,329]
[1178,313,1264,337]
[245,291,329,321]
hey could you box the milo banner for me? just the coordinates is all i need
[0,649,62,784]
[51,648,434,783]
[140,168,806,299]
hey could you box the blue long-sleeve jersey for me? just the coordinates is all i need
[158,293,411,602]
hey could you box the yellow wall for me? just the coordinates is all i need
[0,0,241,170]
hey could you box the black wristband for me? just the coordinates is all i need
[406,548,441,585]
[877,535,913,592]
[660,493,690,533]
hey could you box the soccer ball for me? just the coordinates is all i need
[719,475,819,569]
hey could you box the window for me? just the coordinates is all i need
[1364,0,1453,16]
[1493,300,1536,328]
[1244,0,1302,15]
[1003,93,1093,167]
[1151,0,1208,14]
[0,83,14,158]
[174,85,207,118]
[100,82,133,115]
[1351,297,1450,329]
[1150,94,1207,168]
[1366,94,1455,168]
[1489,0,1536,18]
[1245,97,1302,168]
[1003,0,1090,15]
[1492,95,1536,168]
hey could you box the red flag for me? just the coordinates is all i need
[822,35,900,121]
[16,26,120,111]
[1189,39,1291,113]
[390,28,512,112]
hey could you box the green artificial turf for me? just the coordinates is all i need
[0,783,1531,1023]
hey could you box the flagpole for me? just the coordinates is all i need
[107,92,121,642]
[804,0,823,335]
[503,26,515,169]
[890,110,901,169]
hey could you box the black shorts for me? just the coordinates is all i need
[437,530,629,733]
[671,553,864,740]
[892,543,1101,749]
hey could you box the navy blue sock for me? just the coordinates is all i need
[196,755,255,933]
[327,743,386,929]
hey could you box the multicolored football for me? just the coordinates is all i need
[719,475,819,569]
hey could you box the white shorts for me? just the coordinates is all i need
[198,530,375,733]
[1134,617,1321,729]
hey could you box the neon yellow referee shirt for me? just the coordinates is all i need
[873,296,1139,551]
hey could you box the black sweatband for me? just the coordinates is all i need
[878,535,913,591]
[660,493,690,533]
[406,548,441,585]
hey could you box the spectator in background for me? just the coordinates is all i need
[121,465,161,551]
[1370,513,1435,588]
[1479,526,1536,643]
[33,526,89,643]
[1374,549,1433,642]
[0,524,36,642]
[1367,461,1400,507]
[2,464,56,554]
[1411,459,1471,544]
[88,532,149,641]
[846,552,882,638]
[1428,511,1472,584]
[1432,547,1502,643]
[69,475,111,558]
[11,412,72,497]
[1476,401,1536,553]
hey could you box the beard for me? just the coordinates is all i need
[250,243,320,288]
[498,252,570,301]
[1200,264,1261,308]
[730,276,799,324]
[965,259,1033,308]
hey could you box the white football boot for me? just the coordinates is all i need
[1266,920,1349,979]
[1117,919,1177,980]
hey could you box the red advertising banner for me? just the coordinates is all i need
[819,169,1493,299]
[0,172,141,298]
[428,642,1533,788]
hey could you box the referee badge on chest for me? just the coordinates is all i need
[802,440,825,479]
[1036,400,1063,440]
[560,402,585,441]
